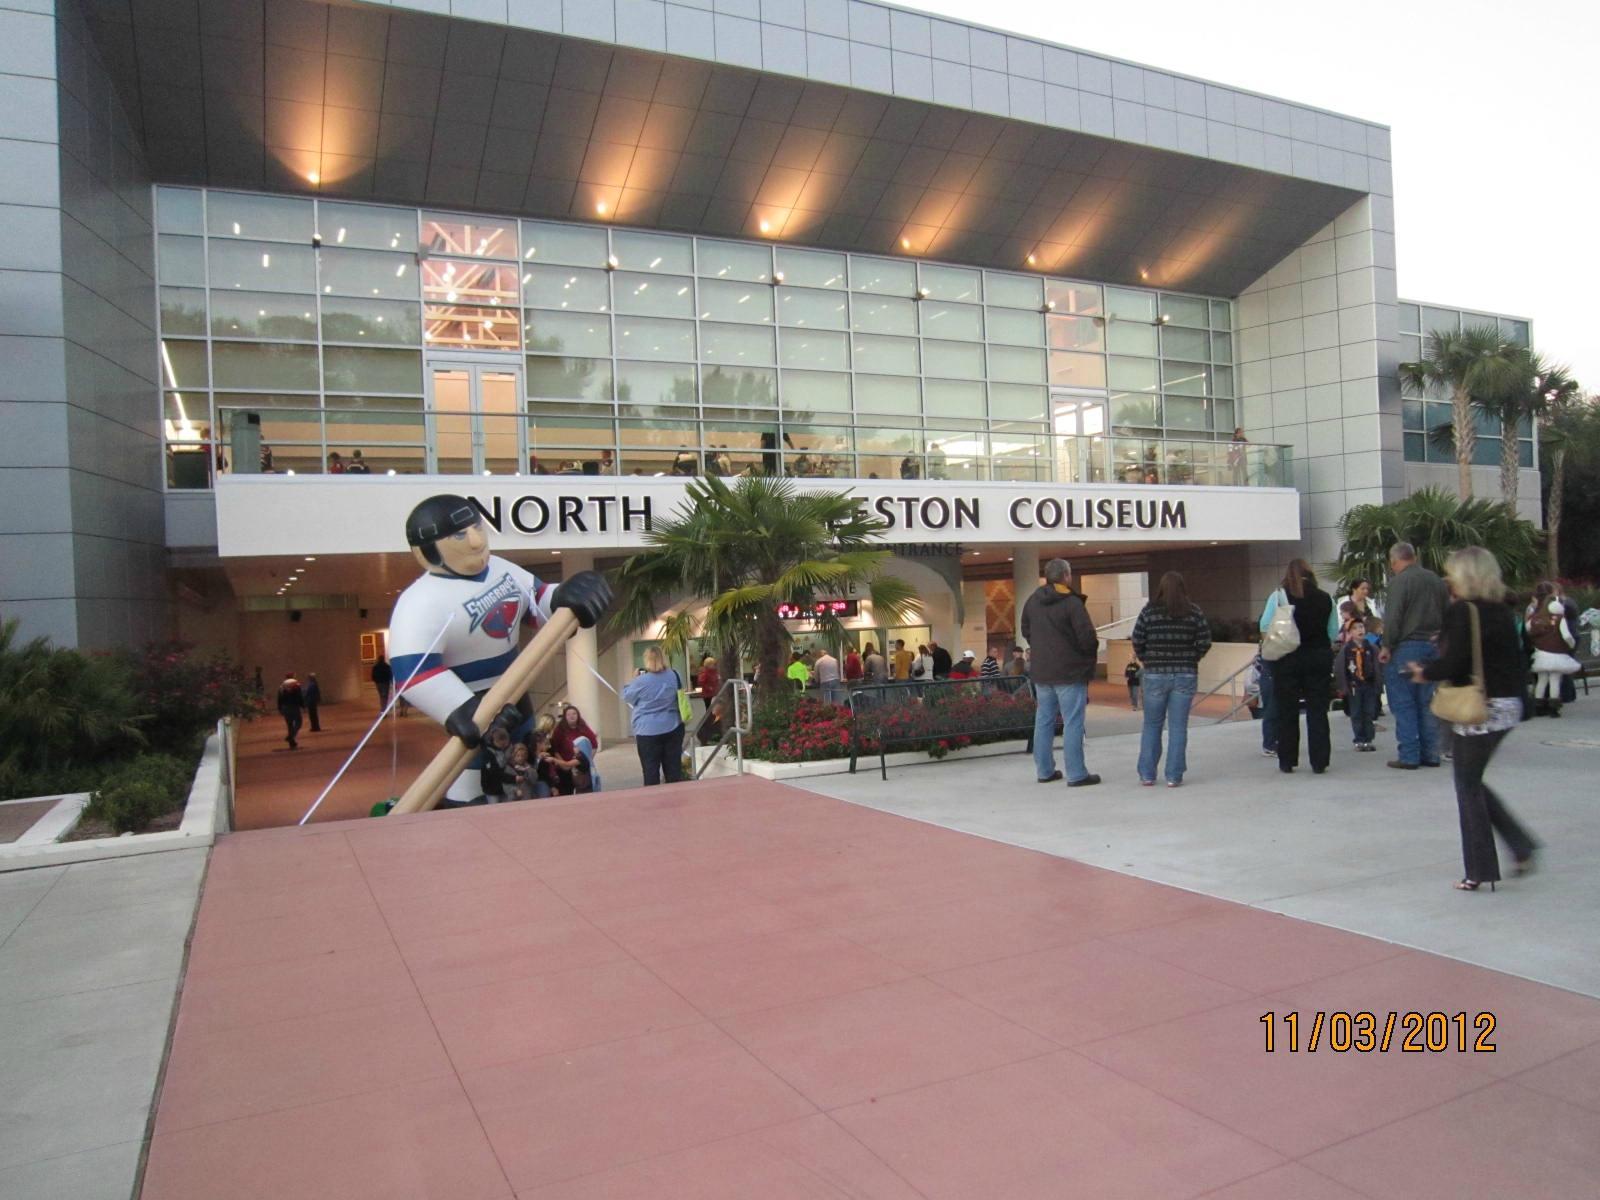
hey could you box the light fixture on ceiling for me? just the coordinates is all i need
[595,201,608,215]
[900,237,911,249]
[1026,253,1037,266]
[758,218,771,233]
[307,171,320,185]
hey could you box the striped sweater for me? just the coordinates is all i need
[1130,603,1213,673]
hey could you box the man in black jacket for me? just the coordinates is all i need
[928,640,953,679]
[1021,558,1101,786]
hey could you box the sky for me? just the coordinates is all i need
[911,0,1600,388]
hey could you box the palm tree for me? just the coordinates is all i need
[1400,325,1527,500]
[1335,488,1544,595]
[1541,394,1600,578]
[1471,353,1579,510]
[607,475,922,700]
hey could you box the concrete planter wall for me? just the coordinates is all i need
[0,723,233,872]
[694,738,1028,781]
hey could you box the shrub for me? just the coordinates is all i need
[123,641,263,754]
[83,752,195,834]
[746,684,1036,764]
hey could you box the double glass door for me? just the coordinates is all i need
[428,360,522,475]
[1052,392,1109,482]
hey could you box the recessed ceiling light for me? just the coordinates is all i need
[758,219,771,233]
[307,171,320,184]
[595,201,608,215]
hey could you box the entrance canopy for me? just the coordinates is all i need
[87,0,1366,294]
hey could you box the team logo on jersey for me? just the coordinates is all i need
[464,573,522,639]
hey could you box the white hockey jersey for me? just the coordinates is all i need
[388,556,556,724]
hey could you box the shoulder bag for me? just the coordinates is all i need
[1430,603,1489,725]
[1260,590,1301,662]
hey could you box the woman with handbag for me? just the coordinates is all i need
[1258,559,1340,774]
[1407,546,1538,892]
[623,646,686,786]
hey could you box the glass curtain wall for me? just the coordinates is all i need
[1398,301,1535,467]
[156,186,1246,487]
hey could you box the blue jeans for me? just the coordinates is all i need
[1386,641,1440,765]
[1346,682,1379,745]
[1032,682,1089,783]
[1137,673,1196,783]
[1258,660,1277,751]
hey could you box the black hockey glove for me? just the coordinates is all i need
[549,569,614,629]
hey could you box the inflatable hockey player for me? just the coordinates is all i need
[388,494,611,807]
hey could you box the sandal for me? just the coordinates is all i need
[1455,879,1496,892]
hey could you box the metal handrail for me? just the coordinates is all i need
[1203,655,1261,724]
[692,678,753,779]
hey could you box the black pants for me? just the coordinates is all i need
[1272,646,1332,771]
[376,684,391,709]
[306,702,320,732]
[1451,728,1536,883]
[281,709,302,746]
[636,724,685,786]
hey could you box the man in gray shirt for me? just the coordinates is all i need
[814,646,843,706]
[1379,541,1450,769]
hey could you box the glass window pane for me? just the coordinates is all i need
[1162,325,1209,360]
[617,361,697,408]
[1403,431,1425,461]
[1108,355,1158,392]
[1471,437,1500,467]
[422,305,520,350]
[524,264,609,312]
[420,213,517,260]
[613,271,693,316]
[703,364,777,408]
[776,286,848,329]
[325,408,424,448]
[1213,399,1234,431]
[1211,331,1233,363]
[1162,360,1209,396]
[1107,320,1157,356]
[1211,365,1234,397]
[851,294,916,335]
[988,383,1047,421]
[854,374,919,415]
[985,309,1044,346]
[521,220,607,266]
[316,202,416,253]
[780,369,850,413]
[775,247,846,289]
[850,255,914,296]
[1048,351,1106,389]
[1161,294,1209,327]
[528,415,614,450]
[211,291,317,339]
[1398,302,1420,334]
[421,258,518,305]
[324,346,420,393]
[924,378,984,419]
[1502,318,1530,348]
[159,286,207,335]
[920,264,980,302]
[1110,392,1161,430]
[156,187,203,235]
[987,344,1046,384]
[1403,399,1425,430]
[525,309,611,356]
[853,333,918,375]
[1105,288,1156,322]
[1047,313,1104,352]
[207,192,312,241]
[219,403,322,460]
[323,394,423,411]
[923,339,983,379]
[612,230,693,274]
[321,296,420,345]
[697,239,771,282]
[212,341,318,390]
[1420,306,1460,336]
[984,271,1042,309]
[209,240,315,293]
[919,300,982,340]
[615,315,694,361]
[1209,299,1232,329]
[320,247,417,299]
[527,356,612,403]
[158,234,206,287]
[1164,395,1208,431]
[1519,438,1533,468]
[160,339,208,389]
[700,322,774,366]
[778,328,849,370]
[1046,280,1102,315]
[698,277,773,323]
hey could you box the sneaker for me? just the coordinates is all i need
[1066,774,1102,788]
[1037,770,1063,783]
[1386,760,1418,770]
[1140,778,1156,786]
[1166,779,1182,788]
[1261,748,1277,757]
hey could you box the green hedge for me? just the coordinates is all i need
[82,753,196,834]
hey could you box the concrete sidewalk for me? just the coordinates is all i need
[796,698,1600,998]
[0,849,207,1199]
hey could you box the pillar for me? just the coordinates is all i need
[1012,545,1040,647]
[558,552,603,734]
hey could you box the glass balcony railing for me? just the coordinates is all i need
[172,409,1293,490]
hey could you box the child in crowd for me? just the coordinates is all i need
[1336,618,1381,751]
[1124,659,1142,709]
[506,743,535,801]
[480,724,515,800]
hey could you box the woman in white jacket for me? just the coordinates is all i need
[1526,582,1580,717]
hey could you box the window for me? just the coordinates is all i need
[1048,351,1106,389]
[208,292,317,341]
[156,187,203,235]
[919,264,980,303]
[527,356,613,403]
[616,361,697,408]
[988,383,1046,421]
[776,286,848,329]
[1420,306,1460,337]
[322,247,419,299]
[615,316,694,361]
[854,375,919,416]
[323,346,421,394]
[697,239,771,283]
[525,309,611,356]
[778,328,849,371]
[851,295,916,336]
[775,247,846,289]
[853,334,918,375]
[524,265,609,312]
[421,213,517,260]
[421,259,518,306]
[850,256,914,296]
[208,241,316,293]
[208,192,313,241]
[522,220,607,266]
[703,364,777,408]
[984,271,1043,309]
[612,230,693,274]
[158,235,206,287]
[212,341,318,391]
[160,340,208,389]
[985,309,1044,347]
[780,369,850,413]
[924,378,984,419]
[700,322,774,365]
[1162,361,1209,396]
[1161,325,1210,360]
[1106,320,1156,356]
[318,202,417,253]
[919,300,982,340]
[613,271,694,317]
[1161,294,1209,327]
[159,287,207,335]
[1047,313,1103,353]
[698,278,772,323]
[922,339,983,379]
[1105,288,1156,322]
[987,345,1046,385]
[320,296,419,345]
[1046,281,1102,315]
[1398,302,1420,334]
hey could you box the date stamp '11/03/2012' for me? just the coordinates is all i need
[1261,1011,1497,1053]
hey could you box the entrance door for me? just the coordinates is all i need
[1052,392,1109,482]
[427,361,523,475]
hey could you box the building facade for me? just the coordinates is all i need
[0,0,1540,734]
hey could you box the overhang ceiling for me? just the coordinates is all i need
[83,0,1362,295]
